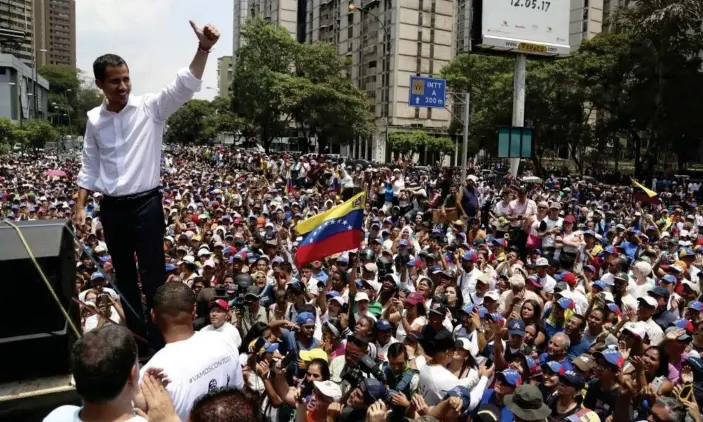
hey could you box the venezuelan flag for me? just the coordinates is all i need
[295,192,366,266]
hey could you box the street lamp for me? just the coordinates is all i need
[349,2,391,161]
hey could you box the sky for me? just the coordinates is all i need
[76,0,234,101]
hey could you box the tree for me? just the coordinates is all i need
[164,100,216,144]
[0,118,25,146]
[21,119,59,151]
[230,18,301,152]
[612,0,703,179]
[38,65,103,135]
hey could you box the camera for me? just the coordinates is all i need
[342,354,387,386]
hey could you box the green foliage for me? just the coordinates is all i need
[20,119,60,150]
[389,131,454,156]
[440,13,703,177]
[0,117,25,146]
[230,18,374,152]
[165,100,217,144]
[38,65,103,135]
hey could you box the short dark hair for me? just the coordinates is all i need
[93,54,128,81]
[308,358,330,380]
[387,342,406,360]
[189,388,263,422]
[154,281,196,320]
[72,325,137,403]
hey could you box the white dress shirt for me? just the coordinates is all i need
[77,68,202,196]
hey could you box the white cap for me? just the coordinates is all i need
[204,259,216,268]
[484,290,500,301]
[623,322,646,339]
[535,257,549,267]
[313,380,342,402]
[638,295,658,308]
[181,255,195,265]
[330,296,346,306]
[355,292,370,302]
[601,291,615,303]
[681,230,690,238]
[94,245,106,253]
[198,248,212,257]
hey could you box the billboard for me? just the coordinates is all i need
[479,0,571,56]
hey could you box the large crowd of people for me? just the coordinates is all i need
[4,146,703,422]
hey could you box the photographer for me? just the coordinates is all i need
[384,342,420,422]
[330,334,381,397]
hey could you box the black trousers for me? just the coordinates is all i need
[100,188,165,351]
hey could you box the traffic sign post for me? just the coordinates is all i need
[409,76,447,109]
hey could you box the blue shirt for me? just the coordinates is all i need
[539,353,574,371]
[279,329,320,356]
[473,390,513,422]
[567,337,591,360]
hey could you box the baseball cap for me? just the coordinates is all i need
[673,318,695,335]
[606,302,622,317]
[649,286,670,301]
[405,292,425,306]
[376,319,392,331]
[622,321,646,339]
[592,280,608,291]
[484,290,500,301]
[595,348,625,369]
[507,319,526,337]
[210,299,230,312]
[360,379,389,404]
[557,297,575,310]
[244,285,260,301]
[689,301,703,311]
[638,296,658,308]
[296,312,315,325]
[561,272,577,286]
[300,348,329,362]
[661,274,677,284]
[541,361,565,375]
[527,275,543,288]
[686,356,703,375]
[496,368,522,386]
[474,404,501,422]
[535,257,549,267]
[90,272,105,281]
[572,354,597,372]
[683,279,701,294]
[461,250,478,262]
[313,380,342,402]
[455,338,472,352]
[559,370,586,390]
[429,302,448,317]
[355,292,370,302]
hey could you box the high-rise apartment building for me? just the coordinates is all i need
[309,0,455,160]
[217,55,233,98]
[569,0,604,48]
[33,0,76,68]
[0,0,34,67]
[233,0,249,59]
[233,0,454,160]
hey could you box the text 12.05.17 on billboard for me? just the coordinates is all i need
[509,0,550,12]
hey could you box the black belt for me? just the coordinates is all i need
[103,187,160,203]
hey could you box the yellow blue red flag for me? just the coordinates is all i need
[295,192,365,266]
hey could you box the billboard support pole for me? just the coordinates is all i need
[510,54,527,178]
[461,92,470,182]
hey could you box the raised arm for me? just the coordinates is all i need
[148,21,220,122]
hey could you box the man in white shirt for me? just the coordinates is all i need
[201,299,242,350]
[44,325,152,422]
[637,296,665,346]
[137,282,243,420]
[458,250,484,305]
[73,21,220,352]
[375,319,398,361]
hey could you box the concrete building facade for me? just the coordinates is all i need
[569,0,604,49]
[0,0,33,67]
[233,0,249,59]
[0,53,49,122]
[32,0,76,68]
[217,55,233,98]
